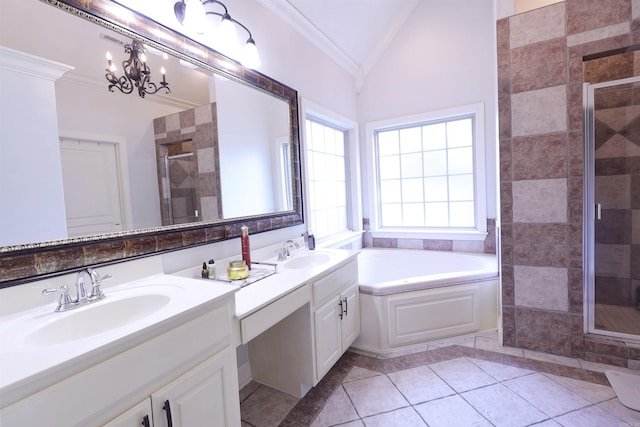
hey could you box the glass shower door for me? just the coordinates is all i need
[164,152,198,225]
[586,76,640,339]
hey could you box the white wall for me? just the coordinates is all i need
[0,49,71,246]
[358,0,499,221]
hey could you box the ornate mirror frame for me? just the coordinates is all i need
[0,0,303,288]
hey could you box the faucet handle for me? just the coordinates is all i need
[42,285,74,312]
[87,267,111,284]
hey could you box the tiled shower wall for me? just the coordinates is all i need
[153,103,223,225]
[498,0,640,366]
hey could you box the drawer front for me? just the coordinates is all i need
[240,284,311,344]
[313,260,358,307]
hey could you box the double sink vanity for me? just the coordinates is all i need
[0,243,360,426]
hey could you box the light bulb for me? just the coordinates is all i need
[241,39,261,69]
[160,66,166,75]
[109,63,117,72]
[184,0,206,34]
[217,15,239,57]
[140,53,147,63]
[105,51,112,61]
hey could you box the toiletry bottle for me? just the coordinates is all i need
[241,226,251,270]
[307,230,316,250]
[208,259,216,279]
[201,262,209,279]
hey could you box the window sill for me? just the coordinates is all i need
[317,230,363,249]
[370,229,487,241]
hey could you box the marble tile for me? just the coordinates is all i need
[342,375,409,418]
[514,265,568,311]
[239,380,261,403]
[426,335,477,350]
[511,85,567,137]
[468,358,534,381]
[511,38,567,93]
[337,421,365,427]
[567,21,631,46]
[462,383,547,427]
[598,397,640,424]
[595,175,632,209]
[504,373,590,417]
[594,244,631,278]
[512,178,567,223]
[515,309,573,355]
[555,404,627,427]
[475,334,525,357]
[428,358,497,393]
[414,395,492,427]
[451,240,485,253]
[512,134,568,180]
[513,223,568,268]
[543,373,616,403]
[240,384,299,427]
[397,238,424,250]
[566,0,631,35]
[194,103,213,125]
[387,365,456,405]
[343,367,381,383]
[509,2,566,49]
[523,349,582,368]
[361,407,426,427]
[310,386,359,427]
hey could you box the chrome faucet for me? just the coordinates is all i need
[42,267,111,312]
[277,240,300,261]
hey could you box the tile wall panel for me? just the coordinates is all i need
[498,0,639,366]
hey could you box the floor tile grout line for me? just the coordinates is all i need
[275,340,620,426]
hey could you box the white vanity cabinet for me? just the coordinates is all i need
[312,260,359,381]
[151,349,238,427]
[103,399,153,427]
[1,296,240,427]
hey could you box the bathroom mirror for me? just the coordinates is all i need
[0,0,302,286]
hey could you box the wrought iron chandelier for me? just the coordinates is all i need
[173,0,261,69]
[105,40,170,98]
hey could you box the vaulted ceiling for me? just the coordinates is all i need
[258,0,419,80]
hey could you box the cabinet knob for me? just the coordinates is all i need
[141,414,150,427]
[343,297,348,316]
[338,299,344,319]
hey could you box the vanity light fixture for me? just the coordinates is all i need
[173,0,261,69]
[105,39,170,98]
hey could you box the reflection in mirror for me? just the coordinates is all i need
[0,0,292,247]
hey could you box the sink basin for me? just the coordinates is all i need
[284,253,333,269]
[23,286,179,347]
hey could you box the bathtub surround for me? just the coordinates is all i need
[498,0,640,367]
[362,218,497,254]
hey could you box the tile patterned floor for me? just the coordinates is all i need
[239,332,640,427]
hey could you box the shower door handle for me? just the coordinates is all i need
[595,203,602,220]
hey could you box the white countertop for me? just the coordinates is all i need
[233,248,359,318]
[0,274,238,409]
[172,247,360,319]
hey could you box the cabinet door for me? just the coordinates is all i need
[102,398,152,427]
[341,283,360,349]
[314,295,342,380]
[151,349,240,427]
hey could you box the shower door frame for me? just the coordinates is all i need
[584,75,640,342]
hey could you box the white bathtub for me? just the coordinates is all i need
[353,249,499,355]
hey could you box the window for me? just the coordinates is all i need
[305,118,349,238]
[367,103,486,239]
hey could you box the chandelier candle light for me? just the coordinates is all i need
[173,0,261,69]
[105,40,170,98]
